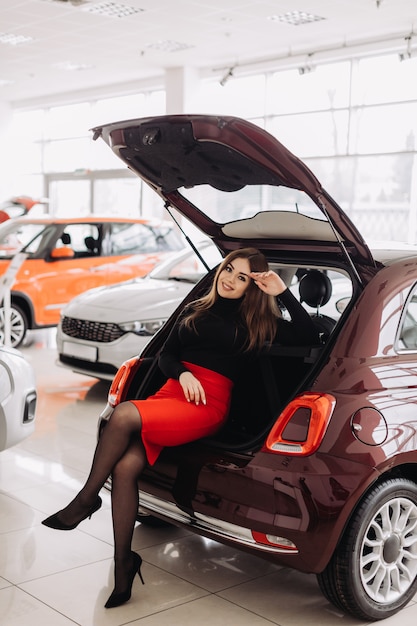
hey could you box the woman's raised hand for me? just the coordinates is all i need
[179,371,207,405]
[250,270,287,296]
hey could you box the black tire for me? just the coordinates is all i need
[317,478,417,621]
[0,303,28,347]
[317,566,346,612]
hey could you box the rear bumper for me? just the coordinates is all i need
[138,490,299,557]
[0,388,36,450]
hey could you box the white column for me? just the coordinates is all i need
[163,67,202,240]
[165,67,199,114]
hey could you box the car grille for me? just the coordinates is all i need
[61,316,124,343]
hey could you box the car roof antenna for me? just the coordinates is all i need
[164,201,211,272]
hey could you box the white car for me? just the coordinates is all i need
[56,242,222,380]
[0,345,37,450]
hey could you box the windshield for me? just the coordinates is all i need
[151,243,222,282]
[0,221,46,258]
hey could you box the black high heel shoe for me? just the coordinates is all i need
[41,496,102,531]
[105,551,145,609]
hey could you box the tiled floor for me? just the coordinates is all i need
[1,331,417,625]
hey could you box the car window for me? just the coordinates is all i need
[166,246,222,282]
[109,223,157,255]
[24,226,56,255]
[57,224,101,257]
[398,288,417,351]
[109,223,165,255]
[151,225,183,252]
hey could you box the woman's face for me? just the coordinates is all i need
[216,257,252,299]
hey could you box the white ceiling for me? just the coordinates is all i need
[2,0,417,107]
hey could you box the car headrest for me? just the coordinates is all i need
[85,236,98,251]
[299,270,332,308]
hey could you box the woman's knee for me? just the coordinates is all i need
[113,449,146,481]
[111,401,141,429]
[112,456,133,481]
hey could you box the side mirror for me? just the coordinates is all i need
[50,247,75,259]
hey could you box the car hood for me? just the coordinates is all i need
[93,114,377,283]
[62,277,192,323]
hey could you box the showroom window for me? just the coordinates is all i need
[9,52,417,243]
[266,62,351,114]
[9,89,166,219]
[352,54,417,105]
[194,54,417,243]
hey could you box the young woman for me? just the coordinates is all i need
[42,247,319,608]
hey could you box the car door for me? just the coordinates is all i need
[14,222,109,326]
[19,220,178,326]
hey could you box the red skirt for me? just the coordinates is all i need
[130,362,233,465]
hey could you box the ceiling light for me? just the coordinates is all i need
[0,32,34,46]
[298,64,314,75]
[268,11,325,26]
[399,33,416,61]
[42,0,91,6]
[220,66,235,86]
[144,40,194,53]
[298,53,315,74]
[82,1,144,18]
[0,79,13,87]
[53,61,94,71]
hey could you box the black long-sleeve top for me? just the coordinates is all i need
[158,288,320,383]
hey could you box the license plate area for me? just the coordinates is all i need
[62,341,97,362]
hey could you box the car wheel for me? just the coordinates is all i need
[0,303,28,348]
[317,478,417,621]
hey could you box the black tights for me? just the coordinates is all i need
[58,401,146,593]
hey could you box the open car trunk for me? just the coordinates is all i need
[93,114,379,285]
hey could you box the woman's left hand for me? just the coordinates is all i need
[250,270,287,296]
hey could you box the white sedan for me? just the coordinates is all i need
[0,345,37,450]
[56,242,222,381]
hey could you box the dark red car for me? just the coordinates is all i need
[94,114,417,621]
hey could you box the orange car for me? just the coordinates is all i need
[0,216,183,346]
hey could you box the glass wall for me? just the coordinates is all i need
[7,89,166,218]
[195,54,417,244]
[6,51,417,243]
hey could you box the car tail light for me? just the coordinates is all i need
[108,356,142,407]
[251,530,298,552]
[264,392,335,456]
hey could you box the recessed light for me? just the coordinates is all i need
[42,0,91,6]
[268,11,325,26]
[53,61,94,71]
[145,40,194,53]
[0,32,34,45]
[82,1,144,18]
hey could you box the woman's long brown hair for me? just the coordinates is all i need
[182,247,281,352]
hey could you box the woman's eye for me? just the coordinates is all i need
[238,275,247,282]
